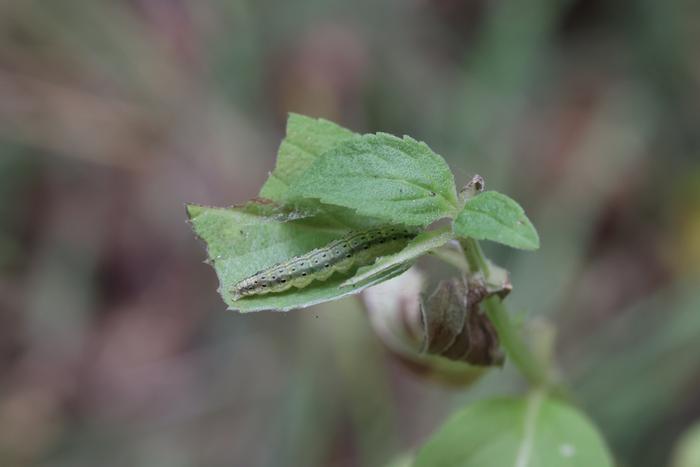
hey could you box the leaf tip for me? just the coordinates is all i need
[517,217,540,251]
[184,202,202,220]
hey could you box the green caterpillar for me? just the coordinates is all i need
[231,226,417,300]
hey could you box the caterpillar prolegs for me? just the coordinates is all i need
[231,226,417,300]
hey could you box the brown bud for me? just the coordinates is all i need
[363,266,511,386]
[363,268,485,386]
[420,276,504,367]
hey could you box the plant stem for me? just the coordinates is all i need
[459,238,551,389]
[429,247,470,272]
[459,238,490,276]
[482,296,549,388]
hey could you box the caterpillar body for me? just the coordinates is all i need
[231,226,417,300]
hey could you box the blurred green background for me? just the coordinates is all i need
[1,1,699,466]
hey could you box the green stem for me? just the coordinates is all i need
[483,296,549,388]
[459,238,551,389]
[429,247,470,272]
[459,238,491,277]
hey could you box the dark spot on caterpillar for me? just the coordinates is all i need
[302,272,307,276]
[280,279,286,283]
[322,254,327,258]
[325,264,330,268]
[363,245,369,250]
[271,275,276,279]
[262,284,268,287]
[429,191,436,196]
[346,254,351,258]
[291,268,296,271]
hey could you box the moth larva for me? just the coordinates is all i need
[231,226,417,300]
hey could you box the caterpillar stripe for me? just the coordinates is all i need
[231,226,417,300]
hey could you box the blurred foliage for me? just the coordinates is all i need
[672,421,700,467]
[1,0,699,466]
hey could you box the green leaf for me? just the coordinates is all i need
[287,132,459,226]
[341,227,454,287]
[260,113,384,230]
[453,191,540,250]
[672,421,700,467]
[415,394,613,467]
[186,202,411,312]
[260,113,356,202]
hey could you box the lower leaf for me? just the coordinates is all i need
[415,394,613,467]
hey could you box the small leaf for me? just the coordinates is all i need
[260,113,355,202]
[415,395,614,467]
[341,228,454,287]
[288,133,459,227]
[453,191,540,250]
[186,202,408,312]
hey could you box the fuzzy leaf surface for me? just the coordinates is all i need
[260,113,355,202]
[288,133,459,226]
[453,191,540,250]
